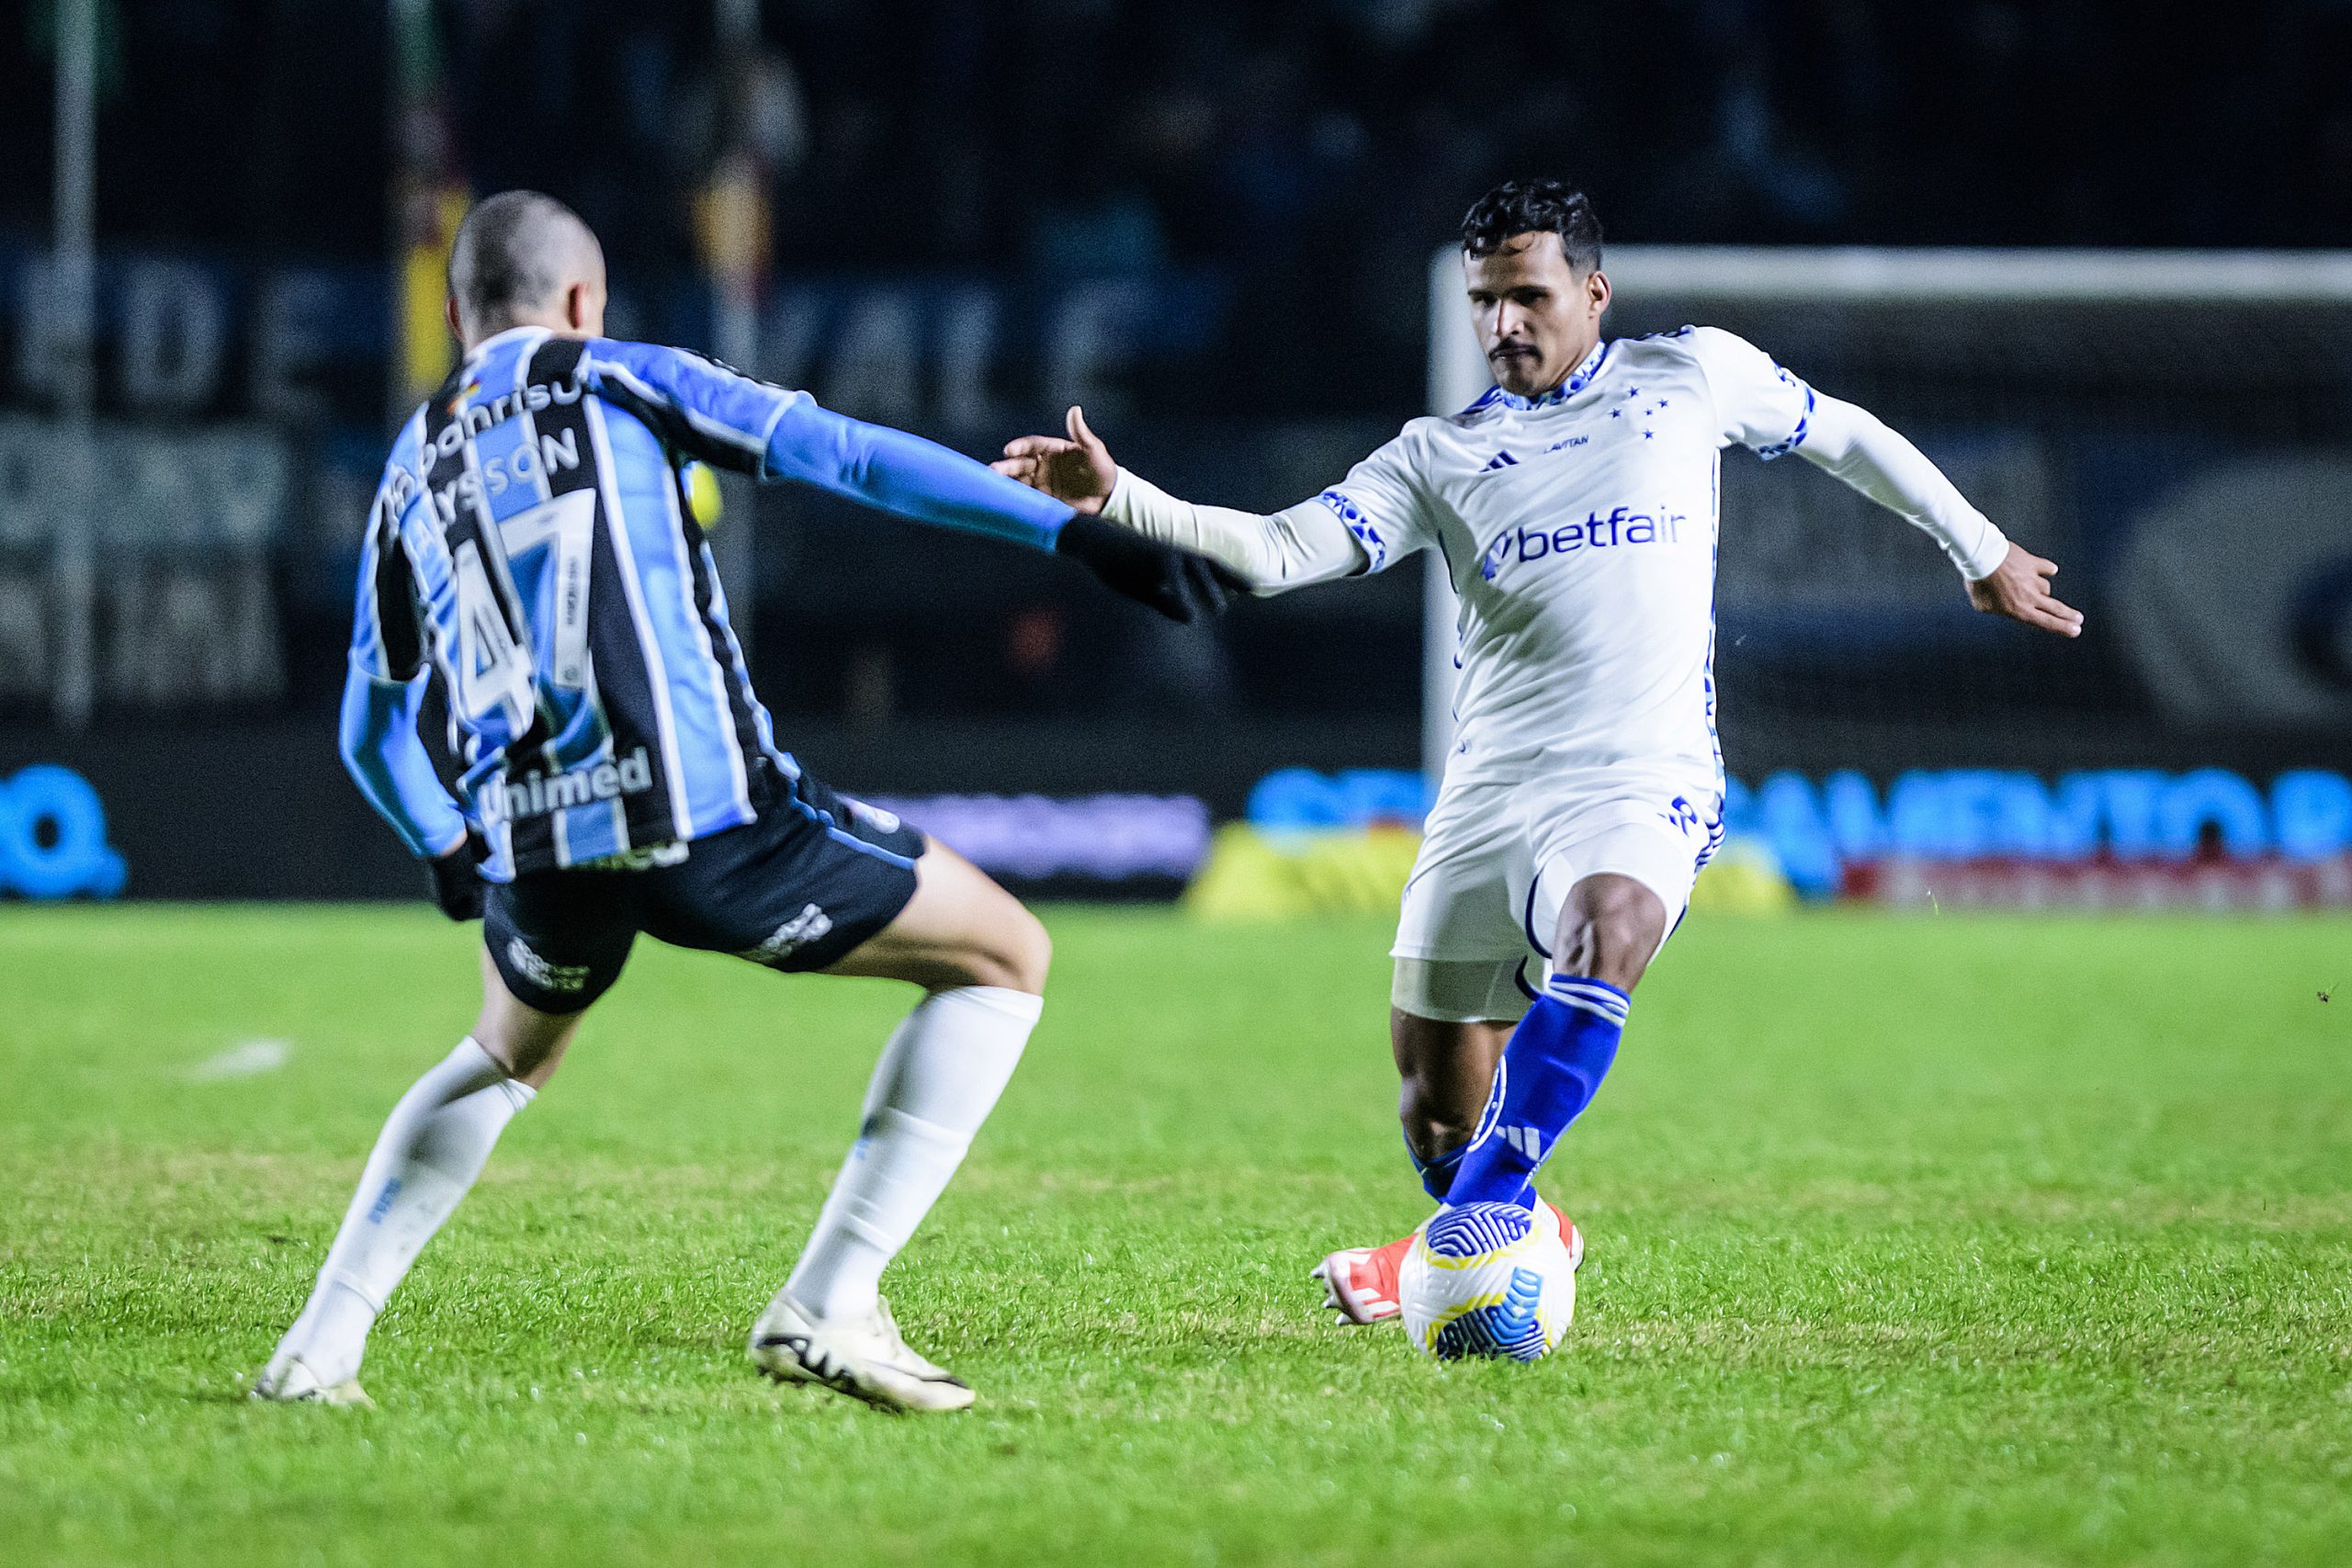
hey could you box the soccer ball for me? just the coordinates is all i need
[1398,1200,1578,1360]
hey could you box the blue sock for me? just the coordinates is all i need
[1446,975,1627,1209]
[1408,1134,1465,1201]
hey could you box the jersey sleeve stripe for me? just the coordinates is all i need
[583,351,773,456]
[653,448,754,828]
[581,394,698,839]
[1753,377,1816,462]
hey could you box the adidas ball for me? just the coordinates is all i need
[1398,1201,1578,1361]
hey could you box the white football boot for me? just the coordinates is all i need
[747,1291,975,1413]
[251,1348,376,1410]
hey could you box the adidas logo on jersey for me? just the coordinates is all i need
[1478,438,1586,476]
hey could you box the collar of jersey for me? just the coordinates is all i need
[1482,339,1611,412]
[464,324,554,363]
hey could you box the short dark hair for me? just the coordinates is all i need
[447,190,600,333]
[1460,179,1602,274]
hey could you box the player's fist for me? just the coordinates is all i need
[1968,544,2085,638]
[991,405,1117,514]
[426,831,488,921]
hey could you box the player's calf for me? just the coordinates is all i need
[1445,874,1665,1210]
[254,1025,547,1405]
[1387,996,1516,1198]
[759,840,1047,1391]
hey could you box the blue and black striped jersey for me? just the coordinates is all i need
[344,326,1072,879]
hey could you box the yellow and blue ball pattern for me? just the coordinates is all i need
[1399,1201,1577,1361]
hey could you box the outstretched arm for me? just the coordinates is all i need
[763,397,1074,551]
[581,339,1073,549]
[1797,395,2083,637]
[994,406,1369,595]
[582,342,1238,620]
[1690,326,2083,638]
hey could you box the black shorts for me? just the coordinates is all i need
[483,766,925,1013]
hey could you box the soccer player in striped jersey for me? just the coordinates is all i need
[995,179,2082,1331]
[254,191,1237,1413]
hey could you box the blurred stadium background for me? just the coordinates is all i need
[5,0,2352,914]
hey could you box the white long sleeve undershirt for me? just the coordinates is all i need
[1102,468,1366,593]
[1101,395,2011,592]
[1793,392,2010,581]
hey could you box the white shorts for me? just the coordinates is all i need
[1390,769,1720,1021]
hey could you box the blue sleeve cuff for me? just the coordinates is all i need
[763,400,1072,551]
[339,662,469,858]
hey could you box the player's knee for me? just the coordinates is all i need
[1001,904,1052,994]
[1566,921,1649,991]
[1559,886,1662,991]
[956,899,1051,995]
[469,1012,574,1089]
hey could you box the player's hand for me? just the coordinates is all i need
[991,405,1117,514]
[1055,513,1247,623]
[426,831,488,921]
[1969,544,2085,638]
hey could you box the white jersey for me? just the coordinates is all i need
[1309,328,1820,789]
[1102,323,2005,796]
[1096,321,2007,984]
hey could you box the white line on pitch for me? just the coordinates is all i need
[184,1039,292,1081]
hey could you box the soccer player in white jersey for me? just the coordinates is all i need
[995,178,2084,1325]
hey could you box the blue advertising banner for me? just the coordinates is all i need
[0,765,125,898]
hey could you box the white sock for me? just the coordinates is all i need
[786,986,1041,1321]
[274,1038,534,1383]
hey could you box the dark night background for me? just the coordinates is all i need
[5,1,2352,896]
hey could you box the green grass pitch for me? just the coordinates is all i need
[3,904,2348,1566]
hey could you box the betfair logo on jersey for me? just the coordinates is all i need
[1478,505,1689,581]
[481,746,656,825]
